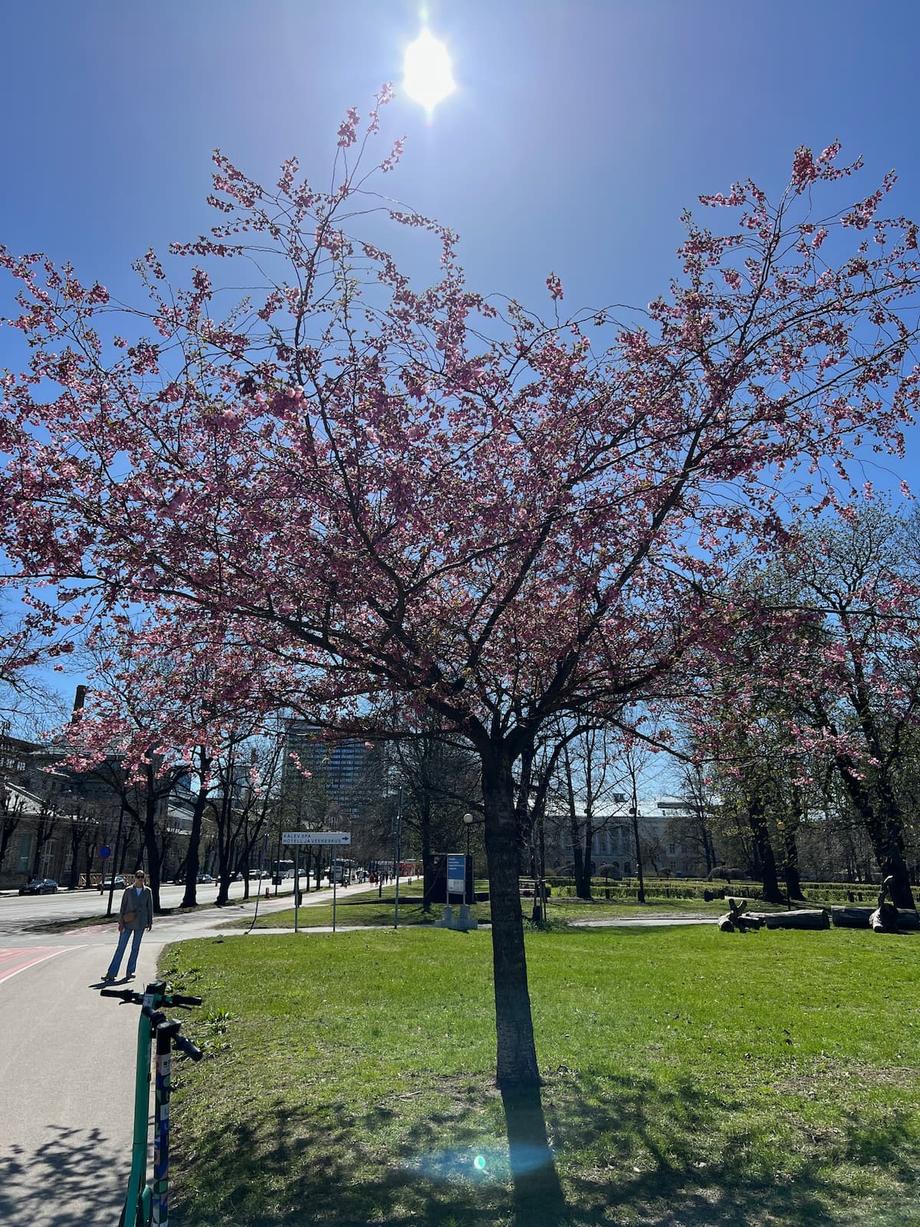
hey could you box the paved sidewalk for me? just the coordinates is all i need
[568,913,717,928]
[0,880,371,1226]
[0,940,163,1226]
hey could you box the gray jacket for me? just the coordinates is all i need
[119,886,153,930]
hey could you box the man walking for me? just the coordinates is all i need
[102,870,153,981]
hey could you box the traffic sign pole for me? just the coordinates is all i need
[393,785,403,931]
[281,833,351,933]
[294,846,299,933]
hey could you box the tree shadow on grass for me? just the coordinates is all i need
[170,1074,920,1227]
[171,1081,514,1227]
[546,1071,920,1226]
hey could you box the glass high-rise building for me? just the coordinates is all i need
[281,721,376,824]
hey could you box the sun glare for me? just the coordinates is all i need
[402,27,456,113]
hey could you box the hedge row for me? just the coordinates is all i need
[541,876,885,904]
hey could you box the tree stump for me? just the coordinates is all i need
[718,897,763,933]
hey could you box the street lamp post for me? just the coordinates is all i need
[393,785,403,929]
[462,813,476,905]
[630,803,646,905]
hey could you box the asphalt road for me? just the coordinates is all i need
[0,879,371,1226]
[0,877,290,932]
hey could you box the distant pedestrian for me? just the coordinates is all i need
[102,870,153,982]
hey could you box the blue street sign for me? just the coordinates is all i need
[99,846,112,859]
[446,853,466,898]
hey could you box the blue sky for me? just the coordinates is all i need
[4,1,920,318]
[2,0,920,740]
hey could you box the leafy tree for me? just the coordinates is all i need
[708,508,920,907]
[675,759,719,876]
[784,508,920,907]
[557,724,628,900]
[3,96,919,1183]
[0,776,25,876]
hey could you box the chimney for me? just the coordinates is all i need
[70,685,89,723]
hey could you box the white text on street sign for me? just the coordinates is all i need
[283,831,351,846]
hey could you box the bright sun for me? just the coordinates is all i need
[402,27,456,113]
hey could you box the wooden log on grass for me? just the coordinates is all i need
[831,906,872,928]
[747,908,830,930]
[832,906,919,930]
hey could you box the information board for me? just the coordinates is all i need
[446,853,466,898]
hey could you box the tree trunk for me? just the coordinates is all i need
[630,809,645,904]
[215,793,234,906]
[746,796,783,904]
[480,740,567,1223]
[0,809,20,873]
[420,810,432,913]
[702,823,717,874]
[571,836,588,899]
[141,789,163,913]
[581,814,594,901]
[581,751,596,901]
[67,826,82,890]
[836,758,916,909]
[480,744,540,1087]
[832,906,919,930]
[31,804,60,880]
[780,824,804,901]
[561,745,591,901]
[181,763,212,909]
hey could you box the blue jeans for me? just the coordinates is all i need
[107,926,145,978]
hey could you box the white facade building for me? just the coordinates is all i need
[545,796,709,877]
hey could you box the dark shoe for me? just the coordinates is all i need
[126,973,136,980]
[101,974,115,982]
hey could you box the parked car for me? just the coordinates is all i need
[19,878,59,895]
[101,875,127,891]
[196,872,214,884]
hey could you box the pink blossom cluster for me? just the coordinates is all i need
[0,120,917,790]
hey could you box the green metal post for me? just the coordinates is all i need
[121,1006,154,1225]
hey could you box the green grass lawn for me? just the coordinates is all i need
[160,925,920,1227]
[223,884,492,930]
[222,885,786,931]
